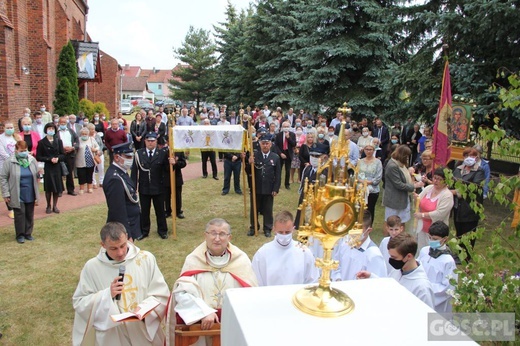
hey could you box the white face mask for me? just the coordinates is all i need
[362,132,369,137]
[310,156,320,168]
[275,233,293,246]
[463,157,476,167]
[122,157,133,170]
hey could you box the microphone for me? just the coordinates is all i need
[115,265,126,301]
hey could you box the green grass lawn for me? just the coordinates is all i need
[0,164,514,344]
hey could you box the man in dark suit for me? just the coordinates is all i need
[57,116,79,195]
[131,132,170,239]
[103,142,142,241]
[372,117,390,162]
[294,144,328,228]
[274,121,296,189]
[246,134,281,237]
[158,137,187,219]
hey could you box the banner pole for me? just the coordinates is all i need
[169,116,177,240]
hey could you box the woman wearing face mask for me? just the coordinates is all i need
[383,145,424,232]
[87,124,105,189]
[298,131,316,168]
[290,126,305,184]
[357,126,373,157]
[92,113,106,137]
[75,127,100,194]
[450,147,485,263]
[36,123,65,214]
[413,168,454,250]
[0,141,39,243]
[358,144,383,226]
[20,117,40,156]
[0,122,20,218]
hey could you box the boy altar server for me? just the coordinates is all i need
[417,221,457,313]
[358,232,435,309]
[252,210,319,286]
[331,210,387,281]
[379,215,404,274]
[72,222,170,346]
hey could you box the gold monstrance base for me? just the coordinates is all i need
[293,284,355,317]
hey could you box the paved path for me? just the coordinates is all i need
[0,159,224,228]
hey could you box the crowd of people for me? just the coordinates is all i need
[0,103,489,344]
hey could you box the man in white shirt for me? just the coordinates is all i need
[31,111,45,138]
[331,210,387,281]
[252,210,319,286]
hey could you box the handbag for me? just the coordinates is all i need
[60,162,69,176]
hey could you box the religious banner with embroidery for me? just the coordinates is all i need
[172,125,245,151]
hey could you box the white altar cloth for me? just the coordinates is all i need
[221,278,477,346]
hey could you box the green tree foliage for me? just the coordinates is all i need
[93,101,110,118]
[384,0,520,128]
[213,3,259,108]
[169,26,217,111]
[54,41,79,115]
[79,98,95,117]
[53,77,74,115]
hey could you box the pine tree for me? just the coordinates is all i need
[55,41,79,115]
[169,26,217,111]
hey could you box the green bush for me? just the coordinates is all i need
[79,98,95,118]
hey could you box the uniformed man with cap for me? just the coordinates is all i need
[246,133,281,237]
[103,141,142,241]
[131,132,171,239]
[294,143,329,229]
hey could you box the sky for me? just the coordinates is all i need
[86,0,253,70]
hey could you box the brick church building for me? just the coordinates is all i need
[0,0,120,122]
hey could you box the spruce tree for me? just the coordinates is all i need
[53,77,74,115]
[55,41,79,115]
[169,26,217,111]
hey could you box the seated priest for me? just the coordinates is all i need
[72,222,170,346]
[166,218,257,345]
[252,210,319,286]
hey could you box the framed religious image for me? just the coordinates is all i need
[450,104,472,143]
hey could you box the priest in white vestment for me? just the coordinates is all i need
[166,218,257,346]
[72,222,170,346]
[357,232,434,309]
[252,210,319,286]
[331,210,387,281]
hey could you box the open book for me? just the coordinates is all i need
[111,298,160,322]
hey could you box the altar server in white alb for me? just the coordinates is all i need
[357,232,435,309]
[166,218,258,345]
[417,221,457,313]
[252,210,319,286]
[72,222,170,346]
[331,210,387,281]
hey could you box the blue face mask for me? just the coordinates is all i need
[23,125,31,132]
[59,125,67,131]
[391,139,398,144]
[17,151,28,158]
[429,240,442,249]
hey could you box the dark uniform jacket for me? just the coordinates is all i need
[131,147,169,195]
[246,150,281,195]
[103,164,141,239]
